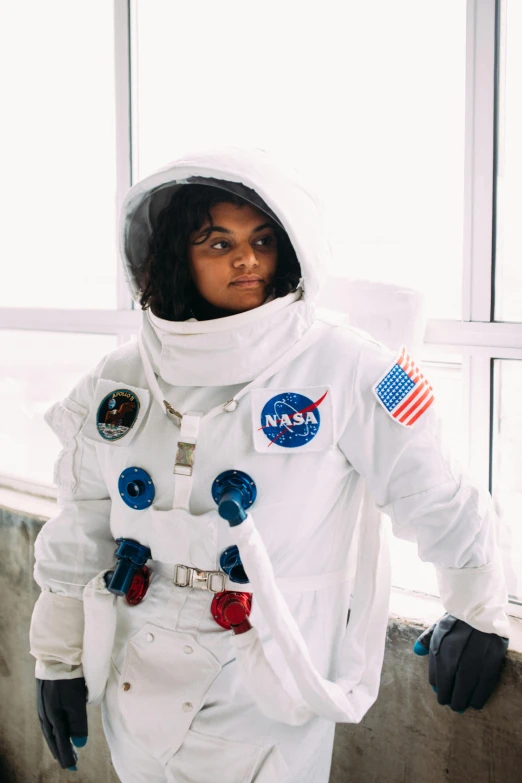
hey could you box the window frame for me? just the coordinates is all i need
[0,0,519,616]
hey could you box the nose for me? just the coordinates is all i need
[232,241,259,268]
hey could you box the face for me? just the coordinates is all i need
[187,202,278,314]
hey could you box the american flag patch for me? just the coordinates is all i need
[373,347,434,427]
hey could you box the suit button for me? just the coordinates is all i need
[122,682,131,692]
[183,645,193,654]
[182,702,193,712]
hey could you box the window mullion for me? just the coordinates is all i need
[463,0,498,322]
[129,0,140,184]
[114,0,133,311]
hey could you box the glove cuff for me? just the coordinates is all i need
[435,558,510,638]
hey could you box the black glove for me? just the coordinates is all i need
[413,613,509,712]
[36,678,88,769]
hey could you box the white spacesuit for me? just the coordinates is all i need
[30,147,510,783]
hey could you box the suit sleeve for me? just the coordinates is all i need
[29,356,116,679]
[337,334,510,639]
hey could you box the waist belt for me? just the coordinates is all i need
[151,561,351,594]
[174,565,226,593]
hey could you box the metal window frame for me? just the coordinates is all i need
[0,0,519,613]
[114,0,134,322]
[462,0,499,324]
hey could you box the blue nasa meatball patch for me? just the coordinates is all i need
[259,391,327,448]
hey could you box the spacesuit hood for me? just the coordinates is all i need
[119,145,330,311]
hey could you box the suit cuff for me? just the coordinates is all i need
[435,558,510,638]
[30,591,85,678]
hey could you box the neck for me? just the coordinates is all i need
[189,291,241,321]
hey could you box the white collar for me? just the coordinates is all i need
[139,289,315,387]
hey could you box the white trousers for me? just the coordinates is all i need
[99,574,336,783]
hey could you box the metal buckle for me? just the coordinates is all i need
[207,571,226,593]
[173,565,226,593]
[191,568,209,590]
[176,442,196,468]
[174,442,196,476]
[174,564,191,587]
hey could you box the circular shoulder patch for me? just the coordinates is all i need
[260,391,322,448]
[96,389,140,441]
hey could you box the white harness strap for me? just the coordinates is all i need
[172,412,203,509]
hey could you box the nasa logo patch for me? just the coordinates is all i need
[96,388,140,441]
[251,386,333,453]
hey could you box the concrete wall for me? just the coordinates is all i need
[1,505,521,783]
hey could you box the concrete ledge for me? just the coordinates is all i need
[331,622,522,783]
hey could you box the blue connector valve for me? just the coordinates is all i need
[212,470,257,527]
[118,467,155,510]
[105,538,152,597]
[220,545,249,584]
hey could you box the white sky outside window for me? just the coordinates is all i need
[133,0,466,320]
[0,331,118,486]
[492,360,522,604]
[0,2,118,309]
[494,0,522,322]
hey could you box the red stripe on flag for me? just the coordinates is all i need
[398,386,431,423]
[398,354,416,379]
[406,394,435,425]
[392,381,426,417]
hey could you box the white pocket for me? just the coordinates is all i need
[117,623,221,763]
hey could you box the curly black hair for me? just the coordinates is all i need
[139,184,302,321]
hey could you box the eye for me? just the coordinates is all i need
[256,235,274,246]
[210,235,275,251]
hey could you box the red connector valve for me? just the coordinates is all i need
[211,591,252,634]
[125,565,150,606]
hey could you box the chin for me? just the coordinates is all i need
[225,292,266,310]
[228,303,262,314]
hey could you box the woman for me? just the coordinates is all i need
[30,146,509,782]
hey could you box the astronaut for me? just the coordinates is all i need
[30,146,510,783]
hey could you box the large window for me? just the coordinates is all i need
[0,1,119,310]
[0,0,519,615]
[133,0,466,320]
[494,0,522,322]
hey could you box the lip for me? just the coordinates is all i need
[231,277,264,287]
